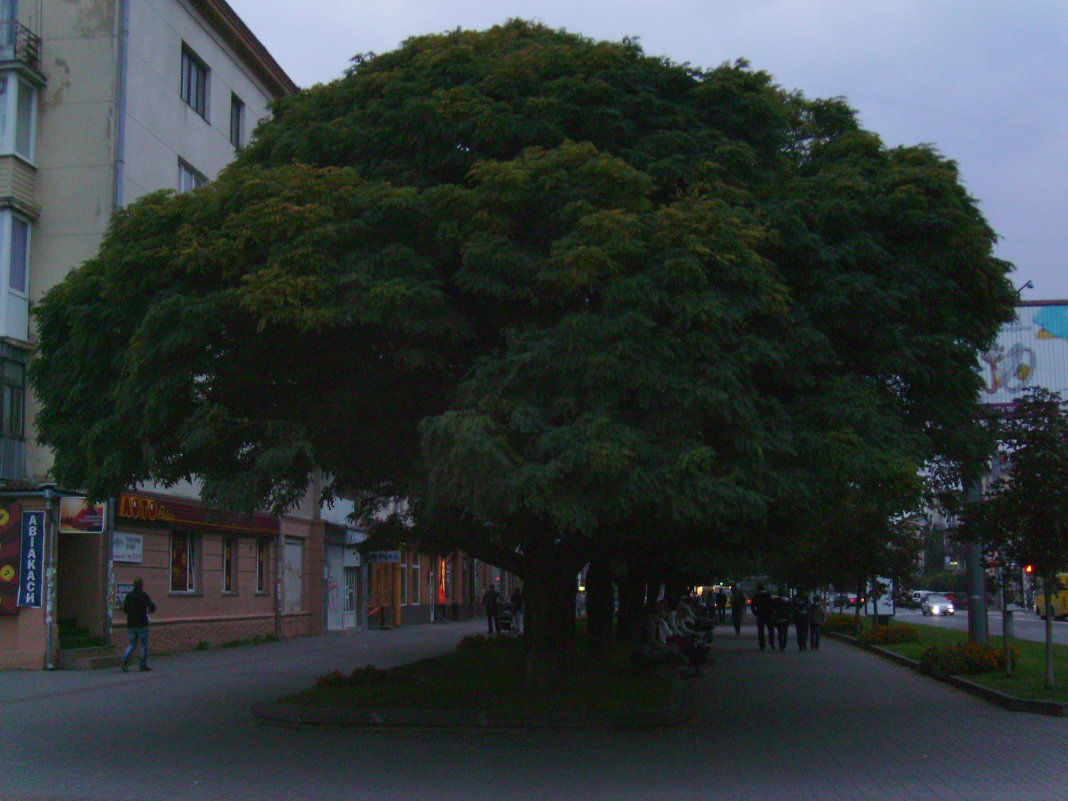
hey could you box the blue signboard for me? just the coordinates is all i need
[17,511,43,608]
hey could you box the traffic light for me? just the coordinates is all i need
[1025,565,1034,574]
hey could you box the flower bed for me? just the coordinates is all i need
[859,623,919,647]
[919,641,1019,678]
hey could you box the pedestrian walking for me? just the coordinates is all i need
[808,594,826,650]
[715,588,728,623]
[772,594,792,651]
[730,584,747,635]
[750,584,775,651]
[482,585,501,634]
[792,592,810,651]
[121,578,156,672]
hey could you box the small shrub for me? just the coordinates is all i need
[919,641,1019,677]
[264,632,280,642]
[314,664,414,688]
[195,640,211,651]
[859,623,920,647]
[457,633,518,649]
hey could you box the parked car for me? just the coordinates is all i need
[921,593,955,616]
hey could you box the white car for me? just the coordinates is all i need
[921,593,955,616]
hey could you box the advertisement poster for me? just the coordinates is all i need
[112,532,143,564]
[60,497,106,534]
[0,503,20,615]
[17,512,42,608]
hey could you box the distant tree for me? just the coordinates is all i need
[964,389,1068,688]
[30,21,1015,686]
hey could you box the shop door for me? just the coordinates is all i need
[283,538,302,614]
[343,567,358,629]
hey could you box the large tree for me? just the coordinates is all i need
[30,21,1015,684]
[964,389,1068,688]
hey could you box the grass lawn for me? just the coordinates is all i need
[834,615,1068,704]
[281,633,672,716]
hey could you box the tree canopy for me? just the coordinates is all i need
[30,21,1016,676]
[963,389,1068,687]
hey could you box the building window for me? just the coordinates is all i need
[170,531,198,592]
[408,551,420,605]
[0,73,36,161]
[222,536,237,593]
[230,93,244,148]
[180,45,209,119]
[256,539,267,593]
[0,357,22,438]
[7,213,27,293]
[178,159,207,192]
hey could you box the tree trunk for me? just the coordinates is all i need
[584,557,614,655]
[1045,573,1056,689]
[615,572,647,642]
[523,562,578,690]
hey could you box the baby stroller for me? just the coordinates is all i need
[497,604,514,633]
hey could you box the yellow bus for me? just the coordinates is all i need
[1034,573,1068,619]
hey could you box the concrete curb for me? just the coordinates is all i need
[252,668,688,730]
[826,630,1068,717]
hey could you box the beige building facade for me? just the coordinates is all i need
[0,0,324,670]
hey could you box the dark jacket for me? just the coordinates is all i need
[123,588,156,628]
[750,590,773,621]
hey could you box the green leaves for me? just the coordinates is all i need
[30,20,1015,577]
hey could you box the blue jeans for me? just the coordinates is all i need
[123,626,150,668]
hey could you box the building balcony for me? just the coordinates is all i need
[0,22,41,76]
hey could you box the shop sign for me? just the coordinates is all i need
[117,492,279,536]
[112,532,143,564]
[59,497,106,534]
[16,512,42,608]
[0,503,21,615]
[366,550,401,563]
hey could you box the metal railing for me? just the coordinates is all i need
[0,22,40,74]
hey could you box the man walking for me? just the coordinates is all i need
[121,578,156,672]
[730,584,747,635]
[482,585,501,634]
[750,583,774,651]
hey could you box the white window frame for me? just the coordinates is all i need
[230,93,245,148]
[2,210,28,294]
[180,44,209,119]
[0,72,36,162]
[256,538,268,593]
[178,159,207,192]
[170,531,199,593]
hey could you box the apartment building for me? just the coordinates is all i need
[0,0,327,669]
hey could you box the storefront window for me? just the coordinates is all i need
[170,531,197,592]
[223,536,236,593]
[256,539,267,593]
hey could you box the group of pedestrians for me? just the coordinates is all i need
[748,584,826,652]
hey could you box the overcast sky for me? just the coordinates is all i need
[227,0,1066,301]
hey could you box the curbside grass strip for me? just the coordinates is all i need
[826,630,1068,718]
[251,669,686,730]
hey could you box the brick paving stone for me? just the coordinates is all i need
[2,616,1067,800]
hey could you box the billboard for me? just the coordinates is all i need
[979,303,1068,407]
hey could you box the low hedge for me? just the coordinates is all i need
[859,623,920,647]
[919,641,1019,678]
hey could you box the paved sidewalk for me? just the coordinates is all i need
[4,616,1068,800]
